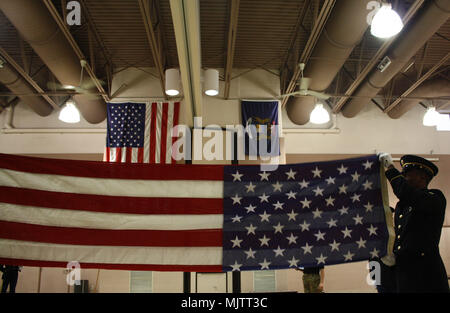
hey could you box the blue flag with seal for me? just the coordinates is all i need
[241,100,279,157]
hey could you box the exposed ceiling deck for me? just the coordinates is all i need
[0,0,448,118]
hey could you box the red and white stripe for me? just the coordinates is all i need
[104,101,180,164]
[0,153,224,272]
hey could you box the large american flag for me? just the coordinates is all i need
[0,153,392,271]
[104,102,180,164]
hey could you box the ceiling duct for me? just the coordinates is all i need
[341,0,450,118]
[169,0,203,125]
[387,78,450,118]
[0,0,107,124]
[0,60,53,116]
[286,0,371,125]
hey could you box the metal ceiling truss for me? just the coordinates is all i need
[223,0,240,99]
[138,0,168,99]
[170,0,203,122]
[280,0,312,94]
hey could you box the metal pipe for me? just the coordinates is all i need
[286,0,371,125]
[0,0,107,123]
[0,61,53,116]
[341,0,450,118]
[387,78,450,118]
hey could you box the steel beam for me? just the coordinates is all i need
[223,0,240,99]
[138,0,168,99]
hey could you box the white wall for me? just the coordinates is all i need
[0,103,107,154]
[284,103,450,155]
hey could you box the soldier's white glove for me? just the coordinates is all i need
[378,152,394,168]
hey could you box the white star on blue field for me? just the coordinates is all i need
[222,155,388,272]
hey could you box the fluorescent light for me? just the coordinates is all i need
[436,113,450,131]
[63,85,76,90]
[204,69,219,96]
[370,4,403,39]
[205,89,219,96]
[165,89,180,96]
[165,68,180,96]
[58,100,80,123]
[310,103,330,124]
[423,107,440,127]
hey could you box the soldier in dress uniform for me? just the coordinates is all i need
[378,153,449,293]
[1,265,21,293]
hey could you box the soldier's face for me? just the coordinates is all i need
[404,169,428,189]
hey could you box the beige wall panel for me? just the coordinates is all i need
[38,267,69,293]
[97,270,130,293]
[321,262,376,293]
[14,267,39,293]
[240,271,254,293]
[285,269,304,292]
[195,273,227,293]
[152,272,183,293]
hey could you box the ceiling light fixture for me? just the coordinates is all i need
[370,3,403,39]
[436,113,450,131]
[204,69,219,96]
[164,68,220,97]
[422,106,440,127]
[165,68,180,96]
[310,103,330,124]
[58,99,80,123]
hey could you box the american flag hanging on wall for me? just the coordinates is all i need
[104,102,180,164]
[0,154,393,272]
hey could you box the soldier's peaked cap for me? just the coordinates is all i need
[400,155,438,178]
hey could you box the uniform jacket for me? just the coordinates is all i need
[385,167,446,258]
[385,167,449,292]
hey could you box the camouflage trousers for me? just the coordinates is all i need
[302,273,321,293]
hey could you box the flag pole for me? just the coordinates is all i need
[94,269,100,293]
[37,267,42,293]
[380,161,396,266]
